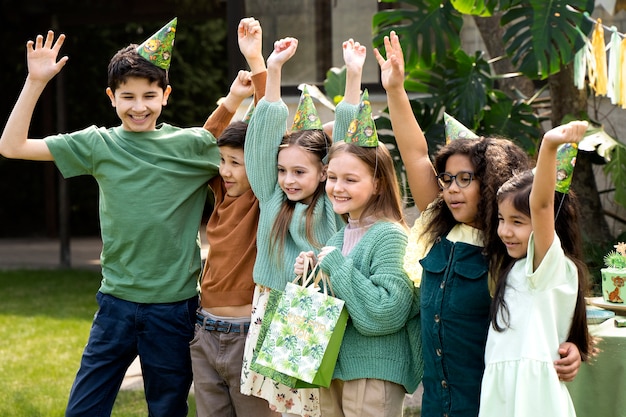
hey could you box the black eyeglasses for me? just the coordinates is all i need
[436,171,475,189]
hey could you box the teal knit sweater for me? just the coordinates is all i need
[319,221,424,394]
[244,98,355,290]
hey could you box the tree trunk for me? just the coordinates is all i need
[473,14,535,98]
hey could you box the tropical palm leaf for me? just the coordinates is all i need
[323,66,346,105]
[373,0,463,68]
[481,91,541,153]
[284,334,299,350]
[443,50,493,124]
[310,343,326,360]
[501,0,594,79]
[405,49,493,129]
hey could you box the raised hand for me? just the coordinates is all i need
[542,120,588,148]
[374,30,405,92]
[26,31,69,84]
[267,37,298,69]
[341,38,366,104]
[343,38,366,73]
[229,70,254,100]
[237,17,265,74]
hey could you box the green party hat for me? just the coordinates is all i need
[242,101,255,124]
[136,18,177,70]
[555,142,578,194]
[291,85,323,131]
[344,89,378,147]
[444,112,479,143]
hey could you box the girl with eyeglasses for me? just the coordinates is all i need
[375,31,583,417]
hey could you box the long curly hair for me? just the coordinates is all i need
[421,137,530,262]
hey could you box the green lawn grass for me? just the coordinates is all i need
[0,269,196,417]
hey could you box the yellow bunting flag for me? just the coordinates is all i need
[591,19,608,96]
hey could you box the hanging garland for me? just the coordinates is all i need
[573,11,626,107]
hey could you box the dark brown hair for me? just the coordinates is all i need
[217,121,248,149]
[491,170,593,361]
[107,44,169,92]
[422,136,530,264]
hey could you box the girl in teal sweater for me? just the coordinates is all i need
[240,36,359,417]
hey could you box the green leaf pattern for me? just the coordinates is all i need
[256,282,345,383]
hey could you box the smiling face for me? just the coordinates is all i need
[219,146,250,198]
[106,76,171,132]
[277,145,326,205]
[441,154,481,227]
[326,150,377,220]
[497,196,532,259]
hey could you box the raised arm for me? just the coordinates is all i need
[265,37,298,102]
[243,38,296,201]
[374,31,438,211]
[342,39,366,105]
[203,70,253,136]
[0,31,68,161]
[530,120,587,269]
[238,17,266,77]
[332,39,365,141]
[238,17,267,105]
[203,17,266,137]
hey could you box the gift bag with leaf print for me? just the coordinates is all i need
[249,288,317,388]
[255,262,348,388]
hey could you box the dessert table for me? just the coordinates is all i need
[567,304,626,417]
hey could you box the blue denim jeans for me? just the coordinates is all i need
[65,292,197,417]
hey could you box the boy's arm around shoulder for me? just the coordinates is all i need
[0,31,68,161]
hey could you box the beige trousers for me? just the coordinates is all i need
[319,379,406,417]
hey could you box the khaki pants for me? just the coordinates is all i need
[190,324,279,417]
[320,379,406,417]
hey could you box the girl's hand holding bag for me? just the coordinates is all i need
[252,255,348,388]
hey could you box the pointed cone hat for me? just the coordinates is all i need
[136,17,177,70]
[291,85,323,131]
[444,112,478,144]
[555,142,578,194]
[344,89,378,147]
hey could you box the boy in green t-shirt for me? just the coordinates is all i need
[0,21,252,417]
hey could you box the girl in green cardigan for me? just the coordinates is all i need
[294,41,422,417]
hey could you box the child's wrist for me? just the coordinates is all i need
[346,66,364,75]
[245,56,266,74]
[385,85,406,95]
[220,94,244,113]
